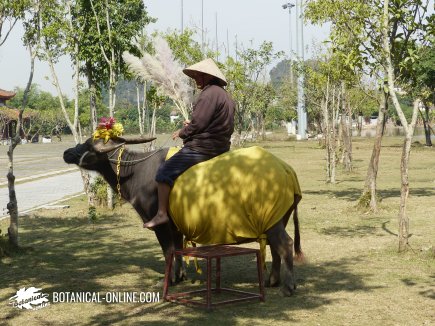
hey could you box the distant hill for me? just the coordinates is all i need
[101,79,141,107]
[269,59,291,87]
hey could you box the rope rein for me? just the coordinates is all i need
[110,146,166,201]
[109,130,181,201]
[116,146,125,202]
[108,147,164,165]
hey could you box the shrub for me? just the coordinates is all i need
[89,176,108,207]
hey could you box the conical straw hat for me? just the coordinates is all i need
[183,58,227,86]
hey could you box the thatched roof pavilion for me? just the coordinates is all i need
[0,89,16,105]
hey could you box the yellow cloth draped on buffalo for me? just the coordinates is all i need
[166,146,302,253]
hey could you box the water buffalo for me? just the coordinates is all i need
[63,136,303,296]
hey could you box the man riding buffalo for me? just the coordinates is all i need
[143,58,236,228]
[63,58,303,296]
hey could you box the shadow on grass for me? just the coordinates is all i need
[304,187,435,202]
[401,275,435,300]
[0,213,164,302]
[381,221,398,236]
[320,225,380,237]
[82,256,381,325]
[1,212,381,325]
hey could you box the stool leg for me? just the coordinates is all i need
[256,252,265,302]
[206,258,212,310]
[163,252,174,301]
[216,257,221,293]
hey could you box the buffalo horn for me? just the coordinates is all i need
[116,136,156,144]
[93,140,126,153]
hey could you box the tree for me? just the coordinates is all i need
[380,0,431,250]
[306,0,432,251]
[5,0,39,247]
[405,44,434,146]
[269,60,298,133]
[273,74,298,123]
[82,0,151,208]
[0,0,28,46]
[224,41,284,145]
[304,52,343,183]
[306,0,386,208]
[38,0,81,142]
[164,28,207,67]
[88,0,150,117]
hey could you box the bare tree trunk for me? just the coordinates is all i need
[107,183,114,208]
[382,0,419,251]
[260,114,266,140]
[398,133,411,251]
[330,85,338,184]
[136,82,144,135]
[147,106,157,151]
[233,102,244,147]
[360,90,388,210]
[340,83,353,171]
[46,51,79,142]
[142,82,149,135]
[86,63,98,131]
[323,78,331,183]
[357,114,363,137]
[420,102,432,147]
[7,136,20,247]
[7,46,36,247]
[396,99,419,251]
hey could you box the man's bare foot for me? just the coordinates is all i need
[143,211,169,229]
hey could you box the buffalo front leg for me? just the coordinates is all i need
[161,246,185,285]
[265,244,281,287]
[172,231,186,283]
[266,223,296,296]
[155,226,185,285]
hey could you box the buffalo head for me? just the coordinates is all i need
[63,136,156,169]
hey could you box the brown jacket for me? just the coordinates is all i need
[179,84,235,156]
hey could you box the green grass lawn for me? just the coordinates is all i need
[1,136,434,325]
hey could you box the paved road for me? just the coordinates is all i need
[0,170,84,220]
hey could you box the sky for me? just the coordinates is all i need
[0,0,330,98]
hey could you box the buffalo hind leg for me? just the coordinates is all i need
[266,222,296,296]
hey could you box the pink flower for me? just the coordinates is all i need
[98,117,116,129]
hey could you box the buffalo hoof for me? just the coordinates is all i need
[265,276,280,288]
[174,272,187,284]
[279,284,296,296]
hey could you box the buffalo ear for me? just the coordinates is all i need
[93,139,126,153]
[115,136,156,144]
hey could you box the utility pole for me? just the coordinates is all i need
[282,3,295,84]
[201,0,204,55]
[181,0,184,33]
[294,0,306,139]
[235,34,238,62]
[299,0,307,139]
[215,12,218,61]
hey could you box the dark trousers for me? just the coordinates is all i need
[156,147,213,187]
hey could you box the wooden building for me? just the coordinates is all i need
[0,88,26,141]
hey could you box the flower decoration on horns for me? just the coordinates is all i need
[93,117,124,143]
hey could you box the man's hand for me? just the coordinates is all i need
[172,129,181,140]
[173,120,190,140]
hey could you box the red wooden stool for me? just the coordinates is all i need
[163,245,265,310]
